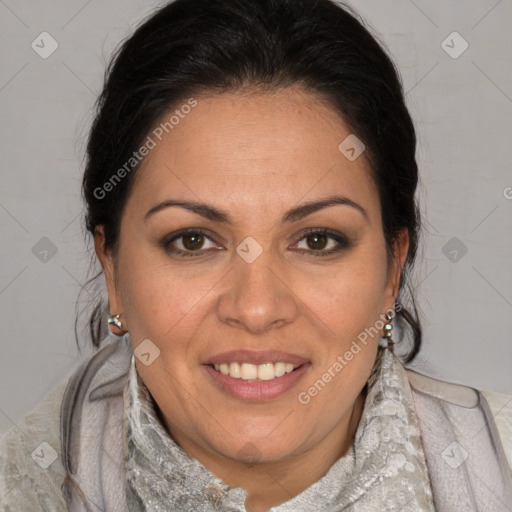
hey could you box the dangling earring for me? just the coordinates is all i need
[383,311,395,350]
[108,313,126,336]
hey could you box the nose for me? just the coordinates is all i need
[215,247,299,335]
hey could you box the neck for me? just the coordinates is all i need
[165,388,366,512]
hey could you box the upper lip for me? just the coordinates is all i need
[203,350,310,366]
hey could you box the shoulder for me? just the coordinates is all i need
[0,374,71,511]
[480,388,512,472]
[406,368,512,472]
[0,338,131,511]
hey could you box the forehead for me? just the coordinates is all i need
[129,87,379,219]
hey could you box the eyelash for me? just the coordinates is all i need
[161,228,352,259]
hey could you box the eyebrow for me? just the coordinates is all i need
[144,195,368,224]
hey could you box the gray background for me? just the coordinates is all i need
[1,0,511,435]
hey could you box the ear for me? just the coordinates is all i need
[383,227,409,311]
[93,226,125,322]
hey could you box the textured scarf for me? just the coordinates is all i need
[123,347,436,511]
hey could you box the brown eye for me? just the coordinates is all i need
[305,232,328,251]
[181,232,205,251]
[294,229,352,256]
[162,229,219,257]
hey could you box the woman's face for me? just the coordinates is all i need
[96,86,407,465]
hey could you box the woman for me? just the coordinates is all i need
[1,0,511,510]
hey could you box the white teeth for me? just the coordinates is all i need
[257,363,275,381]
[230,362,241,379]
[211,361,301,380]
[240,363,258,380]
[274,362,286,378]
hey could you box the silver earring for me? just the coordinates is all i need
[108,313,125,335]
[383,311,395,350]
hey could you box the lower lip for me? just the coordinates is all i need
[203,363,311,401]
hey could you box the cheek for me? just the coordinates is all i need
[300,245,388,406]
[117,250,217,348]
[301,251,389,340]
[297,261,385,434]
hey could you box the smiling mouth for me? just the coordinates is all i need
[206,361,304,381]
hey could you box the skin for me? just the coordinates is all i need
[95,86,408,512]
